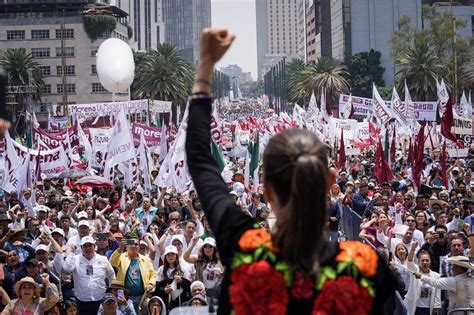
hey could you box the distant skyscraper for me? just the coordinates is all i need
[316,0,423,85]
[114,0,165,51]
[256,0,300,80]
[162,0,212,64]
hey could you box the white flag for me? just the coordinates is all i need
[32,111,40,129]
[372,84,392,125]
[105,111,135,168]
[342,94,353,119]
[3,152,31,194]
[320,88,329,123]
[159,122,168,163]
[138,133,153,195]
[460,90,472,118]
[437,78,449,116]
[404,81,415,120]
[292,104,306,128]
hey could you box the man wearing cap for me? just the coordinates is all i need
[414,255,474,312]
[98,293,122,315]
[337,171,348,192]
[65,220,91,254]
[25,258,60,296]
[62,235,115,314]
[110,236,157,310]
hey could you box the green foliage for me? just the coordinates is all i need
[83,15,117,41]
[377,86,393,100]
[286,59,308,104]
[0,48,44,93]
[125,21,133,39]
[395,37,446,101]
[287,57,350,108]
[344,50,385,98]
[132,43,195,102]
[390,4,471,100]
[239,80,263,98]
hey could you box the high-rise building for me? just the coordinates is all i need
[317,0,423,85]
[113,0,165,52]
[162,0,212,64]
[256,0,301,80]
[0,1,130,124]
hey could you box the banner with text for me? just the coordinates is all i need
[68,99,148,119]
[328,118,358,141]
[149,100,172,113]
[338,94,438,121]
[131,123,161,148]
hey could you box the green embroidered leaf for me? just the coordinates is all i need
[254,246,264,259]
[360,278,376,297]
[351,264,359,277]
[336,261,349,273]
[322,267,336,279]
[266,251,277,262]
[316,274,327,290]
[275,261,290,271]
[241,254,253,264]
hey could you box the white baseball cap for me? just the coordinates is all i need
[202,237,216,247]
[37,205,50,213]
[78,220,90,228]
[163,245,178,256]
[35,244,50,252]
[77,212,88,219]
[51,228,65,237]
[80,236,96,246]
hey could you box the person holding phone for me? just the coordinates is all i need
[109,236,157,311]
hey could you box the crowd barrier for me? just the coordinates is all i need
[340,205,363,240]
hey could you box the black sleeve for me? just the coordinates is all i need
[185,97,254,267]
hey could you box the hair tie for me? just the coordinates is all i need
[295,151,308,161]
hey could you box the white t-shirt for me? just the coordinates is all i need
[417,279,433,308]
[201,262,223,289]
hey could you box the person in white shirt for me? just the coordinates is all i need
[65,220,90,254]
[415,256,474,313]
[62,236,115,314]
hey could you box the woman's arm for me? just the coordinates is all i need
[407,241,418,262]
[183,236,199,264]
[185,29,254,266]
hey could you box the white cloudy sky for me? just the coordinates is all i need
[211,0,257,80]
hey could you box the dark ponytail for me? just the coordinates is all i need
[263,129,329,273]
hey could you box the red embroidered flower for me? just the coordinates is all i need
[230,260,288,315]
[291,272,314,299]
[312,276,373,315]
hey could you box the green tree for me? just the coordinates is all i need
[287,57,350,108]
[301,57,350,106]
[390,4,471,101]
[344,50,385,98]
[395,37,446,101]
[240,80,263,98]
[0,48,44,90]
[132,43,194,101]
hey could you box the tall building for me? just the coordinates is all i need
[0,1,130,123]
[220,64,253,83]
[256,0,301,80]
[162,0,211,64]
[113,0,165,51]
[312,0,423,85]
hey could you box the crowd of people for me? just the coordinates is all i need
[0,28,473,315]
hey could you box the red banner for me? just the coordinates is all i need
[131,123,161,147]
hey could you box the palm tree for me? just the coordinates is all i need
[0,48,44,137]
[132,43,195,101]
[395,37,446,101]
[286,58,308,104]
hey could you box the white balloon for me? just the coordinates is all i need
[96,38,135,93]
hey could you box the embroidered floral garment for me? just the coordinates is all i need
[229,227,379,315]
